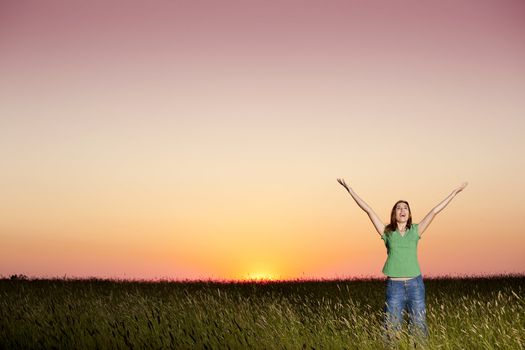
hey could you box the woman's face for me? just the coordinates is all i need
[395,202,410,223]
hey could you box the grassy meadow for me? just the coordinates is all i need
[1,274,524,349]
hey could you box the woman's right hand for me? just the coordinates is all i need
[337,179,385,235]
[337,178,351,192]
[454,182,468,194]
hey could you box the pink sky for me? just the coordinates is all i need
[1,0,524,280]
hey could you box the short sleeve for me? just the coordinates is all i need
[414,223,420,240]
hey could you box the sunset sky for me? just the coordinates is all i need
[1,0,524,281]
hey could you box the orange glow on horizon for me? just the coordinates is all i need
[240,272,277,282]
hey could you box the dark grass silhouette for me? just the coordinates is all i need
[1,274,523,349]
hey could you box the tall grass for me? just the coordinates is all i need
[1,275,523,349]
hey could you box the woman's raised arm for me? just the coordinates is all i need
[337,178,385,235]
[418,182,468,237]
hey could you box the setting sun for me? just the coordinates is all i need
[241,272,277,281]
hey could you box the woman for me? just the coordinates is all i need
[336,178,467,342]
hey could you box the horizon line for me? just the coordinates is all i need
[3,272,525,284]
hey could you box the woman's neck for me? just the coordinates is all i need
[397,223,407,231]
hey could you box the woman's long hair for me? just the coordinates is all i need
[384,200,412,234]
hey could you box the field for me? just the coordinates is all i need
[1,275,524,349]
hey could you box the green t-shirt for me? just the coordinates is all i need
[380,223,422,277]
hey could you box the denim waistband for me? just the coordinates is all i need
[387,274,422,283]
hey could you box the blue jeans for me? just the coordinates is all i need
[383,275,428,341]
